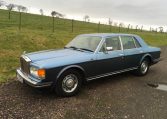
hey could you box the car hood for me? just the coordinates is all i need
[26,49,87,62]
[25,49,94,68]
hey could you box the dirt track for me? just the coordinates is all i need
[0,47,167,119]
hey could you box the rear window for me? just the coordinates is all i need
[121,36,136,49]
[133,37,141,48]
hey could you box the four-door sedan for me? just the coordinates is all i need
[16,33,161,97]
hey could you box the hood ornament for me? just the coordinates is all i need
[23,51,26,55]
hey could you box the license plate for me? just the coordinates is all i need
[17,73,23,83]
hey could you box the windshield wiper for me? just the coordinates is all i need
[79,48,94,52]
[65,46,78,50]
[65,46,93,52]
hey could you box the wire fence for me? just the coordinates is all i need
[0,10,164,34]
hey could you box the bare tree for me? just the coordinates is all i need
[6,4,15,20]
[40,9,44,15]
[136,25,138,32]
[83,15,90,22]
[141,25,143,32]
[51,11,64,32]
[159,27,163,33]
[113,22,118,27]
[0,0,5,7]
[17,5,27,30]
[108,18,113,32]
[119,23,124,32]
[108,18,112,25]
[150,27,152,32]
[51,11,57,32]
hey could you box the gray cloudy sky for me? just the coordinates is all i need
[4,0,167,28]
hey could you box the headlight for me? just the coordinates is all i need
[30,66,45,79]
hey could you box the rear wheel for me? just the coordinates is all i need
[54,70,82,97]
[134,59,150,76]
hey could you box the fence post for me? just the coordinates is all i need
[52,17,55,32]
[72,19,74,32]
[110,25,111,32]
[136,25,138,32]
[98,22,100,33]
[127,24,130,32]
[19,12,21,30]
[119,26,121,32]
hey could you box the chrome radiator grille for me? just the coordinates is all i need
[20,57,30,74]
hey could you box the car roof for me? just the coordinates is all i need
[79,33,138,38]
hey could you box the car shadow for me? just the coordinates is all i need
[13,71,136,99]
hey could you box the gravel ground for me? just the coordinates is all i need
[0,47,167,119]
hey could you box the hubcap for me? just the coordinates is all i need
[141,61,148,74]
[62,74,78,93]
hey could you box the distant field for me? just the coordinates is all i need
[0,9,167,83]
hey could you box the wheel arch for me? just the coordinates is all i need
[140,54,153,65]
[56,65,86,80]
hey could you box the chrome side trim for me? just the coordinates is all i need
[86,67,138,81]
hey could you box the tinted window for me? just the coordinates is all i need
[105,37,121,50]
[121,36,136,49]
[133,37,141,48]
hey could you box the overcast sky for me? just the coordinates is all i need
[3,0,167,30]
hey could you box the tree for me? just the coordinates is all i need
[136,25,138,32]
[119,23,124,32]
[17,5,27,30]
[159,27,163,33]
[0,0,5,7]
[51,11,57,32]
[51,11,63,32]
[127,24,131,32]
[113,22,118,27]
[141,25,143,32]
[40,9,44,15]
[108,18,112,25]
[83,15,90,22]
[6,4,15,20]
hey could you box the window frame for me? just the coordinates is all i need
[120,36,139,50]
[133,37,142,48]
[98,36,123,53]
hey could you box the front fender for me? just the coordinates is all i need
[56,65,85,79]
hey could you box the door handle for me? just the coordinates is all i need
[119,53,124,56]
[139,50,144,53]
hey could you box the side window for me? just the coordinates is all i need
[121,36,136,49]
[133,37,141,48]
[105,37,121,50]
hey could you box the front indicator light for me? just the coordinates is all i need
[38,69,45,79]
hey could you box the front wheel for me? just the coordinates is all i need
[54,70,82,97]
[134,59,150,76]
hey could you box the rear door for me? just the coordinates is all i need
[120,36,143,68]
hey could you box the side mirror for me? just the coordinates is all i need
[106,47,113,51]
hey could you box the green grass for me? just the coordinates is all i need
[0,9,167,83]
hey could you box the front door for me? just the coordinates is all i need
[95,36,125,75]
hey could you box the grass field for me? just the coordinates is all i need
[0,9,167,83]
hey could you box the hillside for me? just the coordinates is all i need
[0,9,167,83]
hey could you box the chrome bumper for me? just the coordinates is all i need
[16,68,52,88]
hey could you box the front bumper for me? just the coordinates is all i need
[16,68,52,88]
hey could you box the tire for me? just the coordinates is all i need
[54,70,82,97]
[134,59,150,76]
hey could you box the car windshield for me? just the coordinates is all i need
[65,35,102,52]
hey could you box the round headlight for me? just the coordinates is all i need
[30,66,45,79]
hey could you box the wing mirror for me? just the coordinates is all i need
[106,47,113,51]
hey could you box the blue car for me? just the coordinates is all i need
[16,33,161,96]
